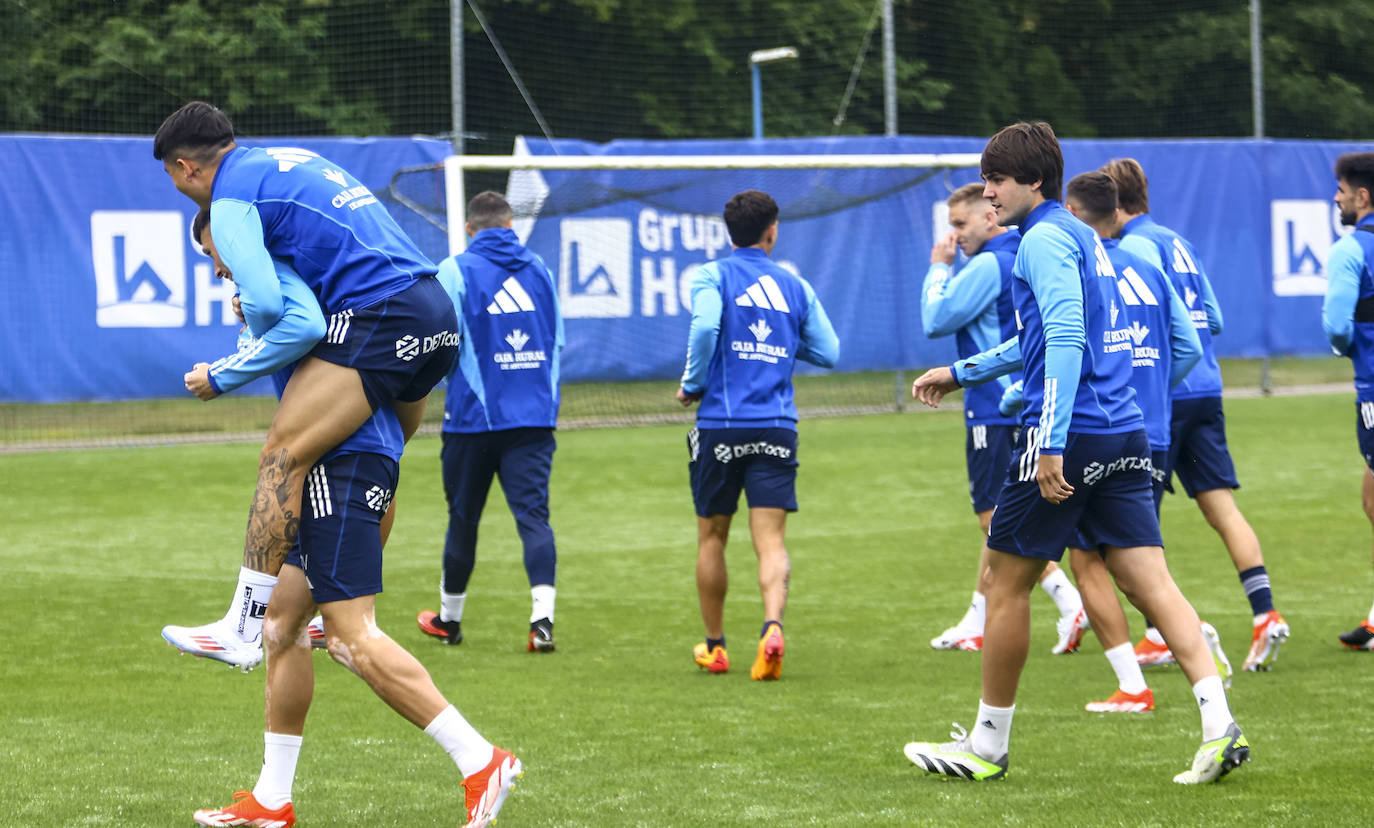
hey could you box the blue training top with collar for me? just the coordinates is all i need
[1119,214,1222,400]
[209,145,435,338]
[437,227,564,433]
[996,200,1142,453]
[1323,214,1374,402]
[681,246,839,430]
[921,229,1022,426]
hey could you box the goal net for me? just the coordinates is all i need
[417,145,984,427]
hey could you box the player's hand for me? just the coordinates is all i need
[184,363,219,400]
[231,294,245,324]
[1036,453,1074,504]
[930,231,957,266]
[912,366,958,407]
[676,387,702,407]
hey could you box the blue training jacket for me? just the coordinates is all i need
[210,145,435,338]
[681,246,839,430]
[921,229,1022,426]
[1119,214,1223,400]
[1323,214,1374,403]
[438,227,563,433]
[956,201,1141,453]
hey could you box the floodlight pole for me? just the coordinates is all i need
[750,47,799,140]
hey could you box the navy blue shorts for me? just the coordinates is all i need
[310,276,459,411]
[1165,395,1240,497]
[285,452,398,603]
[967,424,1019,513]
[1149,448,1169,514]
[688,426,798,517]
[988,428,1162,561]
[1357,401,1374,470]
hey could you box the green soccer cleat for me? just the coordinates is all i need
[903,724,1008,781]
[1172,722,1250,784]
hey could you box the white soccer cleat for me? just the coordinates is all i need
[1242,610,1289,671]
[161,620,263,672]
[1200,621,1233,688]
[1052,607,1090,654]
[1172,722,1250,784]
[930,624,982,651]
[307,615,327,650]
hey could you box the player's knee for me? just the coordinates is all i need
[262,612,307,653]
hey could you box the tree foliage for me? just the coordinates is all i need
[2,0,1370,141]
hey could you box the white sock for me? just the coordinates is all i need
[224,567,277,643]
[531,584,556,623]
[1192,676,1235,742]
[1145,626,1167,646]
[425,705,494,777]
[1104,642,1149,694]
[958,591,986,633]
[252,732,302,809]
[970,700,1014,760]
[1366,596,1374,627]
[440,590,466,624]
[1039,568,1082,617]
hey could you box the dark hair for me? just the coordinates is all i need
[153,101,235,163]
[466,190,513,231]
[1335,152,1374,202]
[980,121,1063,203]
[946,182,989,210]
[192,208,210,243]
[723,189,779,247]
[1100,158,1149,214]
[1066,171,1119,224]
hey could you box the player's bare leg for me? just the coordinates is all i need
[246,357,377,575]
[262,565,318,735]
[1194,488,1263,571]
[695,515,732,640]
[980,548,1048,705]
[693,515,732,672]
[1071,546,1153,711]
[319,594,451,727]
[1105,546,1215,683]
[746,507,789,680]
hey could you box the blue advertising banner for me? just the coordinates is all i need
[1,132,1369,402]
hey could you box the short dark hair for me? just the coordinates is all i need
[192,208,210,244]
[1066,171,1119,225]
[724,189,779,247]
[980,121,1063,203]
[1101,158,1149,214]
[466,190,513,231]
[1335,152,1374,202]
[946,182,989,210]
[153,101,235,163]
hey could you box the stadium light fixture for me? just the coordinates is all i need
[750,46,799,140]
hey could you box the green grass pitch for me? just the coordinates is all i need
[2,392,1373,826]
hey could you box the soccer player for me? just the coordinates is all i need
[416,191,565,652]
[905,122,1248,784]
[153,101,459,662]
[183,213,520,828]
[677,189,839,680]
[921,182,1088,655]
[1103,158,1290,672]
[1323,151,1374,651]
[1062,170,1208,712]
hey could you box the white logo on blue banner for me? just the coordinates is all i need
[91,210,187,327]
[1271,199,1351,297]
[559,218,632,318]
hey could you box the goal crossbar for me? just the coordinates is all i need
[442,152,981,253]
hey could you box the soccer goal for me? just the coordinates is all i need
[407,147,984,427]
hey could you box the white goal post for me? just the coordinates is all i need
[441,152,983,254]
